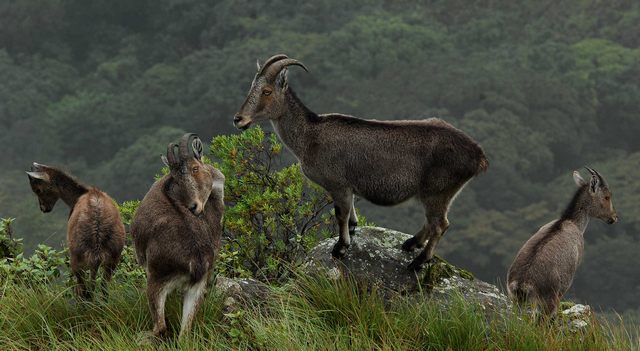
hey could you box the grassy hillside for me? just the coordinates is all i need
[1,273,638,351]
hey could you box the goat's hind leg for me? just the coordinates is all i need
[147,278,175,338]
[179,277,207,338]
[407,197,451,271]
[99,261,117,298]
[401,222,429,252]
[331,190,353,259]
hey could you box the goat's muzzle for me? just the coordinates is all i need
[607,215,618,224]
[189,202,204,216]
[233,114,251,130]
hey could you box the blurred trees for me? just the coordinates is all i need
[0,0,638,312]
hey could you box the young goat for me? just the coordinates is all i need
[507,168,618,316]
[233,54,488,270]
[131,134,225,339]
[26,163,125,298]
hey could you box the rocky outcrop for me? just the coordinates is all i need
[303,226,511,311]
[214,226,592,330]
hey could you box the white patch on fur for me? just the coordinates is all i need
[156,276,188,325]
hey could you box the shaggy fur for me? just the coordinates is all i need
[26,163,125,299]
[234,54,488,270]
[131,134,225,338]
[507,168,617,316]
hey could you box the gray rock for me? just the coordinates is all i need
[215,276,270,313]
[303,226,511,311]
[561,303,592,332]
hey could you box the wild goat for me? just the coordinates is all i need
[233,54,488,270]
[131,133,225,339]
[26,163,125,298]
[507,168,617,316]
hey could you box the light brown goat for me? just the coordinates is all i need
[26,163,125,299]
[131,134,225,339]
[234,54,488,270]
[507,168,617,316]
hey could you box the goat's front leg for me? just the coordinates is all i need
[349,195,358,236]
[331,190,353,259]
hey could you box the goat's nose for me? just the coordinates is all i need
[233,115,243,124]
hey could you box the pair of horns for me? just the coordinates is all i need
[26,162,50,181]
[584,166,607,187]
[165,133,203,169]
[256,54,309,80]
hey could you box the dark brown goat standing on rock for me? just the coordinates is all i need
[26,163,125,298]
[131,134,225,339]
[507,168,617,316]
[234,54,488,270]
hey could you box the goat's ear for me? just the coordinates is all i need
[573,170,586,187]
[256,59,261,71]
[161,155,170,168]
[589,174,600,193]
[26,171,49,182]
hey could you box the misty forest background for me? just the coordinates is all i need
[0,0,639,314]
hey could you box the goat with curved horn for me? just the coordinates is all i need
[132,133,225,339]
[233,54,488,271]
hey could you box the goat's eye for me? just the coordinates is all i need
[262,90,272,96]
[192,166,199,174]
[605,196,611,201]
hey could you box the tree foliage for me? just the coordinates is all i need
[0,0,639,311]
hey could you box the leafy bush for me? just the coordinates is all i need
[0,244,67,286]
[0,217,21,259]
[117,200,140,227]
[209,127,335,281]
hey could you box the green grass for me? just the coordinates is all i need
[0,275,638,351]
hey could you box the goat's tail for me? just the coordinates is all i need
[475,154,489,175]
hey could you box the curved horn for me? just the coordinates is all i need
[257,54,289,76]
[264,58,309,81]
[179,133,199,159]
[165,142,180,168]
[585,166,607,188]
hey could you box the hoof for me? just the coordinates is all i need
[331,242,349,259]
[401,237,423,252]
[407,254,434,272]
[136,331,163,346]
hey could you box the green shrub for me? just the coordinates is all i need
[0,244,67,286]
[117,200,140,227]
[209,127,335,281]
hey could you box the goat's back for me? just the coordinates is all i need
[131,174,223,283]
[300,115,487,201]
[507,220,584,302]
[67,188,125,268]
